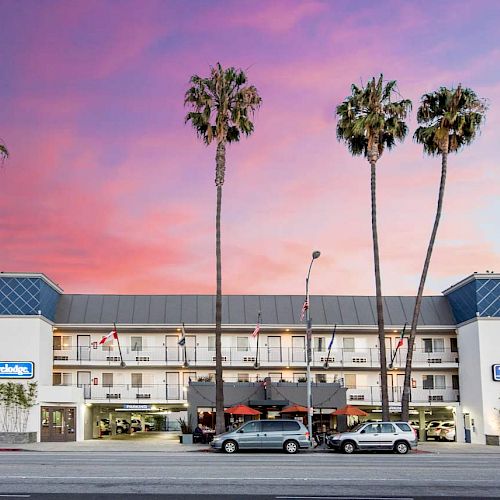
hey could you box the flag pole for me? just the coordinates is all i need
[182,322,189,367]
[389,322,407,369]
[323,324,337,369]
[254,311,261,369]
[114,322,126,367]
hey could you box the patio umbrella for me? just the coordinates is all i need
[331,405,368,417]
[281,404,308,414]
[224,404,261,415]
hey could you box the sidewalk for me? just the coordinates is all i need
[2,433,500,454]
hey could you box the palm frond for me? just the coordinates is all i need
[0,143,8,161]
[414,85,488,154]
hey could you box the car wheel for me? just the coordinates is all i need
[394,441,409,454]
[116,427,123,434]
[342,441,356,454]
[284,440,299,454]
[223,440,238,454]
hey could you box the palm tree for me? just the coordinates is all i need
[0,142,8,162]
[336,75,412,421]
[185,63,261,434]
[401,85,487,421]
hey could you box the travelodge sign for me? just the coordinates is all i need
[0,362,35,379]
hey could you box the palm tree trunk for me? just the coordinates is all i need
[215,141,225,434]
[401,151,448,421]
[370,160,389,421]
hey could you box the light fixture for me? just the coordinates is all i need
[183,403,189,407]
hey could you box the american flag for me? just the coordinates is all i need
[300,298,309,321]
[251,322,260,337]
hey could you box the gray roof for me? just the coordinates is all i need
[54,294,456,327]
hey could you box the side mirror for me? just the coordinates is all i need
[360,429,365,434]
[237,429,244,433]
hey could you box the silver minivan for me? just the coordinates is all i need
[211,419,310,454]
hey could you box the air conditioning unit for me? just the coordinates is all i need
[429,395,444,402]
[320,357,335,362]
[136,394,151,399]
[352,358,367,363]
[243,357,256,362]
[428,358,442,364]
[349,394,365,401]
[106,393,121,399]
[212,356,227,362]
[53,356,69,361]
[106,356,121,362]
[135,356,150,362]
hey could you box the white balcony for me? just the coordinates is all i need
[346,386,459,405]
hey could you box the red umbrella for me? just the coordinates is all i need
[331,405,368,417]
[281,404,308,414]
[224,404,261,416]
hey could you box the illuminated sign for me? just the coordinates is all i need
[123,404,151,410]
[0,362,35,379]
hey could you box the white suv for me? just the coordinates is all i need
[327,422,418,454]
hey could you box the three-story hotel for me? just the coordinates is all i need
[0,271,499,445]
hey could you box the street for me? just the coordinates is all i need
[0,450,499,499]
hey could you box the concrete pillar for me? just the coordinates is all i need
[455,405,465,443]
[418,407,426,441]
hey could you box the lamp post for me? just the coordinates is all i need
[306,250,321,443]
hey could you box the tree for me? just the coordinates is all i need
[401,85,487,421]
[185,63,261,433]
[0,143,8,162]
[336,75,412,421]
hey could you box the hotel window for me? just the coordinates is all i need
[237,337,249,352]
[423,375,445,390]
[314,337,325,352]
[237,373,249,382]
[102,373,113,387]
[315,373,327,383]
[131,336,142,352]
[450,338,458,352]
[53,336,72,350]
[208,336,215,352]
[53,373,72,386]
[131,373,142,388]
[452,375,459,390]
[343,338,355,352]
[344,374,356,389]
[423,338,445,353]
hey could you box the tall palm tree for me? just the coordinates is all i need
[336,75,412,421]
[185,63,261,434]
[401,85,487,421]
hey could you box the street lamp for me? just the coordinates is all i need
[306,250,321,443]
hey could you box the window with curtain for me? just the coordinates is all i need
[237,337,249,352]
[343,338,355,352]
[131,337,142,352]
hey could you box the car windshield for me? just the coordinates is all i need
[349,424,364,432]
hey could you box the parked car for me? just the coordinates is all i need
[144,420,155,431]
[211,419,310,454]
[425,420,444,440]
[327,421,418,454]
[130,418,142,432]
[438,421,456,441]
[115,418,131,434]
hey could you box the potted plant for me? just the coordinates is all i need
[0,382,38,444]
[178,418,193,444]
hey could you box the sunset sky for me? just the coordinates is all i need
[1,0,499,296]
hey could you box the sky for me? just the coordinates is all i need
[0,0,499,296]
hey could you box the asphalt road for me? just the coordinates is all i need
[0,450,499,499]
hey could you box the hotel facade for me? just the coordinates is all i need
[0,271,499,445]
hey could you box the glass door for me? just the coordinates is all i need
[267,336,282,362]
[40,407,76,442]
[165,335,180,362]
[77,371,91,399]
[292,336,305,362]
[77,335,91,361]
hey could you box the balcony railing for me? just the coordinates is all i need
[53,346,459,367]
[346,386,459,405]
[66,382,459,405]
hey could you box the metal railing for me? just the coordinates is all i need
[72,383,186,402]
[53,346,459,367]
[346,386,459,405]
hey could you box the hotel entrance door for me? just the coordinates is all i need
[41,407,76,442]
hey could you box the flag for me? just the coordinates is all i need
[395,324,407,349]
[178,323,186,346]
[300,298,309,321]
[251,322,260,338]
[99,329,118,346]
[328,330,336,350]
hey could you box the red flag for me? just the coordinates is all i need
[251,323,260,337]
[300,299,309,321]
[99,329,118,346]
[396,338,404,349]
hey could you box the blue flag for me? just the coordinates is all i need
[328,330,336,350]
